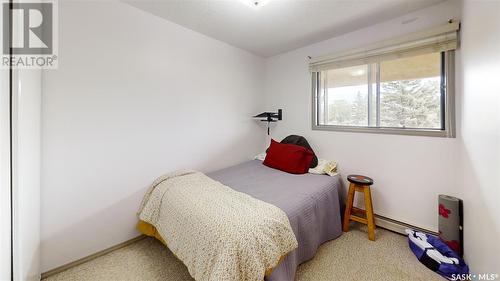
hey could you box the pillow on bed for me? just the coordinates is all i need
[263,139,314,174]
[265,135,318,168]
[280,135,318,168]
[255,153,338,176]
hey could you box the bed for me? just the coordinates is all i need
[138,160,342,281]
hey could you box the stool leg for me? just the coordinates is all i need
[364,186,376,241]
[343,183,356,232]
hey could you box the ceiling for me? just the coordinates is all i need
[124,0,445,57]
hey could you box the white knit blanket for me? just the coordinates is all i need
[138,170,298,281]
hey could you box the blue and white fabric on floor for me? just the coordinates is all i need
[406,229,469,280]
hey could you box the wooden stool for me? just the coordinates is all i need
[343,174,376,241]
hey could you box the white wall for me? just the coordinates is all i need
[40,0,500,274]
[12,69,42,281]
[40,0,265,272]
[264,0,461,232]
[456,0,500,272]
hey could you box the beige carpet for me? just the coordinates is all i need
[43,224,444,281]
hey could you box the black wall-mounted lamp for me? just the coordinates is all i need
[253,109,282,135]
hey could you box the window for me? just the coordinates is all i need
[310,22,458,137]
[379,53,442,129]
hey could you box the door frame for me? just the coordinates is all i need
[0,1,13,280]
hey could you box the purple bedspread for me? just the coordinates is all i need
[208,160,343,281]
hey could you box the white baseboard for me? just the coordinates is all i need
[41,235,147,279]
[41,216,436,279]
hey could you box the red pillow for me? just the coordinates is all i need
[263,139,314,174]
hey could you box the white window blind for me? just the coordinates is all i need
[309,21,460,72]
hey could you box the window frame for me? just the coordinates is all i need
[311,51,455,138]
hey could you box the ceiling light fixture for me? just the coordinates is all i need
[350,69,365,77]
[239,0,271,10]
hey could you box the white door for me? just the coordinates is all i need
[2,1,43,279]
[11,68,42,281]
[0,65,12,280]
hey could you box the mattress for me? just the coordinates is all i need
[208,160,343,281]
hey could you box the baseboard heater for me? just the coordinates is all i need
[375,214,438,236]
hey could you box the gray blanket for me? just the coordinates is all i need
[208,160,343,281]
